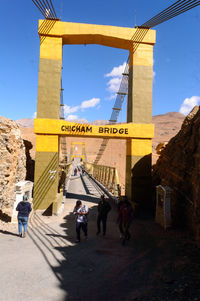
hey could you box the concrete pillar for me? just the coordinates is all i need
[12,181,33,223]
[34,35,62,211]
[126,39,155,208]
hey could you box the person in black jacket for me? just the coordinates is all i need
[96,195,111,236]
[16,195,32,238]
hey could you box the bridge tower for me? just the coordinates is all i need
[33,20,155,211]
[70,142,86,162]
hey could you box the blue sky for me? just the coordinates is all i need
[0,0,200,122]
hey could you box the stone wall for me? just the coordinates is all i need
[153,106,200,239]
[0,117,26,219]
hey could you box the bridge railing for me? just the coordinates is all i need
[84,162,121,198]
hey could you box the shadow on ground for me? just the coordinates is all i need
[0,230,19,237]
[27,197,200,301]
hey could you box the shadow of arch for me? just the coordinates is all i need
[131,154,153,211]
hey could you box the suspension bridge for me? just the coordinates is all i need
[1,2,200,301]
[31,0,200,216]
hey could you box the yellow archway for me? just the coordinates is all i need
[34,20,156,211]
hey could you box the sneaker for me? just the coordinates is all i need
[23,233,26,238]
[19,233,22,238]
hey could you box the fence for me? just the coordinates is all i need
[84,162,121,198]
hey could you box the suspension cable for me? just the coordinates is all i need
[110,0,200,124]
[31,0,47,18]
[142,0,191,27]
[141,0,200,28]
[42,0,56,18]
[48,0,57,18]
[31,0,58,19]
[151,1,200,27]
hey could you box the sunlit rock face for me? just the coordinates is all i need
[153,106,200,239]
[0,117,26,218]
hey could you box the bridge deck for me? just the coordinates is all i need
[0,173,199,300]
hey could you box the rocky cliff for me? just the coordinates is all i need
[0,117,26,220]
[153,106,200,239]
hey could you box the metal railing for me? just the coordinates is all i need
[84,162,121,198]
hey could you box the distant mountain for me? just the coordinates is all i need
[15,118,109,127]
[153,112,184,122]
[152,112,185,143]
[16,118,34,128]
[16,112,185,164]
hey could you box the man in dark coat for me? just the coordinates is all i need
[96,195,111,236]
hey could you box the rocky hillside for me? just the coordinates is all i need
[153,106,200,239]
[152,112,185,163]
[0,117,26,220]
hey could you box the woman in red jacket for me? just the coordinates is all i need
[117,199,134,245]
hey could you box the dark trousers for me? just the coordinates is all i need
[97,215,107,235]
[76,222,87,240]
[121,222,131,244]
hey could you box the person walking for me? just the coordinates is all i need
[16,195,32,238]
[117,198,125,239]
[117,199,134,245]
[96,195,111,236]
[73,200,88,243]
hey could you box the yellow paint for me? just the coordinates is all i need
[36,134,59,152]
[34,118,154,139]
[126,139,152,156]
[40,36,62,60]
[129,43,154,67]
[38,20,156,50]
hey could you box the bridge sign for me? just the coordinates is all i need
[34,118,154,139]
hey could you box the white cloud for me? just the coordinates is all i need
[33,112,37,118]
[105,62,126,78]
[64,105,79,115]
[105,94,116,101]
[66,114,79,121]
[179,96,200,115]
[81,98,100,109]
[105,62,127,99]
[106,77,121,93]
[63,98,100,119]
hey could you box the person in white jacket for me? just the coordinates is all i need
[73,200,88,243]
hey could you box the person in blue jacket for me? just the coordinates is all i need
[16,195,32,238]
